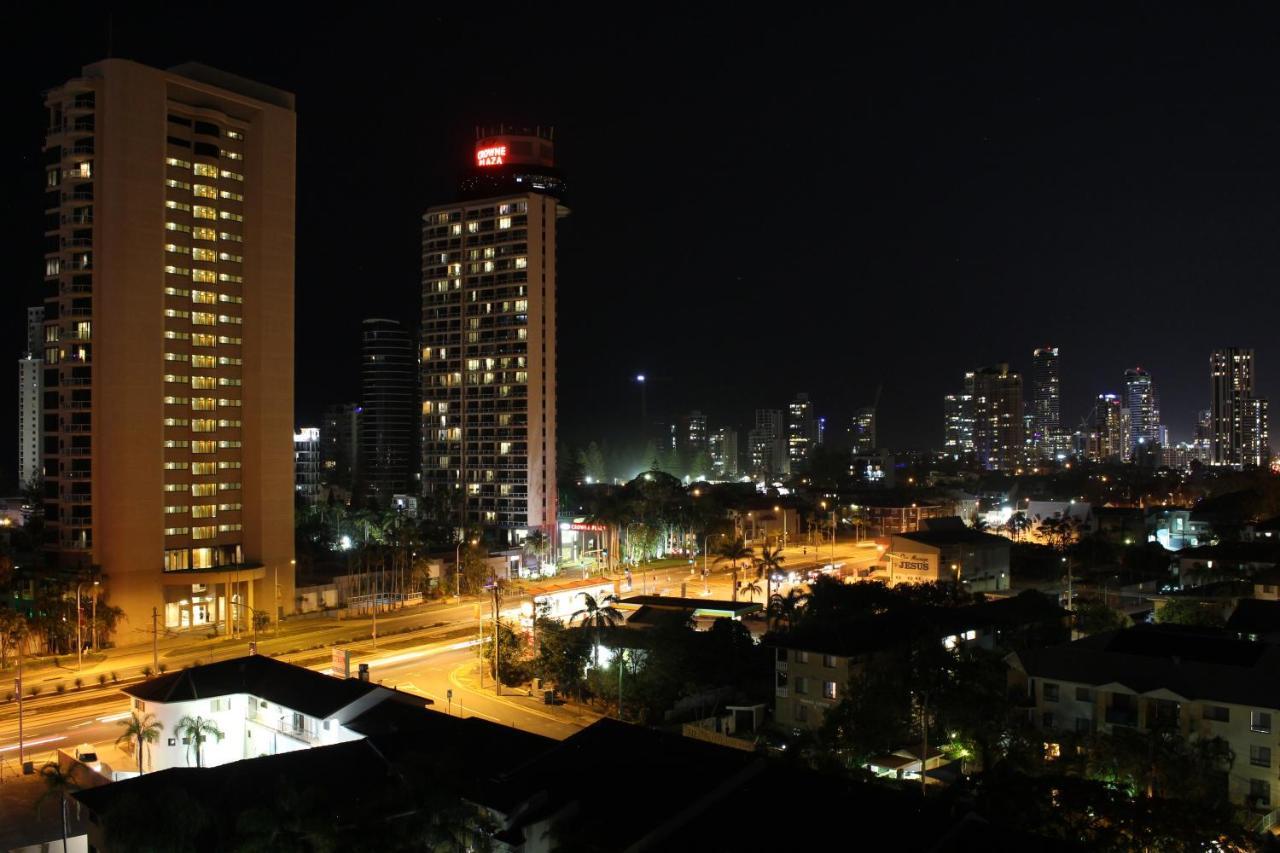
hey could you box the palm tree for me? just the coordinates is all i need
[714,537,754,572]
[116,712,163,775]
[569,592,623,660]
[37,761,80,852]
[755,545,787,620]
[768,588,808,630]
[524,530,549,565]
[738,576,762,602]
[175,715,224,768]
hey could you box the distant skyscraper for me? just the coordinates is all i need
[1088,394,1129,463]
[943,380,974,458]
[1031,347,1061,457]
[852,406,877,454]
[18,305,43,489]
[678,411,708,457]
[749,409,787,477]
[321,403,360,495]
[421,126,560,540]
[1210,348,1271,468]
[293,428,322,505]
[787,393,817,469]
[709,427,739,478]
[361,319,416,503]
[40,59,297,637]
[970,364,1023,470]
[1123,367,1161,459]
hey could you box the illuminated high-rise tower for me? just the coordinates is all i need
[1210,348,1270,468]
[40,59,296,636]
[1031,347,1061,457]
[421,127,562,542]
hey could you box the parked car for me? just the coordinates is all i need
[74,744,101,772]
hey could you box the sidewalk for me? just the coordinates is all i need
[452,661,602,729]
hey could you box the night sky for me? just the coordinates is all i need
[4,7,1280,486]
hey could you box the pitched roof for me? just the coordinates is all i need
[123,654,382,719]
[894,527,1011,548]
[1012,624,1280,709]
[619,595,761,615]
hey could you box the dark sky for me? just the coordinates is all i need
[4,7,1280,486]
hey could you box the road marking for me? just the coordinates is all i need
[447,664,584,729]
[97,712,132,723]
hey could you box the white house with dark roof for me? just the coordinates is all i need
[124,654,424,771]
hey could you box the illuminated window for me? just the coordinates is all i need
[164,266,190,276]
[164,484,186,492]
[165,287,191,297]
[221,150,243,160]
[219,232,242,242]
[193,163,218,177]
[219,273,243,283]
[219,190,244,201]
[165,222,192,233]
[498,217,512,230]
[192,462,217,476]
[219,211,243,222]
[191,548,213,569]
[163,441,189,449]
[217,503,242,511]
[166,179,191,190]
[218,523,243,533]
[192,312,217,326]
[226,130,244,141]
[164,505,188,514]
[193,184,217,199]
[192,441,216,454]
[193,227,217,241]
[164,309,189,319]
[163,418,190,427]
[191,377,216,390]
[219,482,241,491]
[218,252,242,263]
[167,157,192,168]
[192,398,216,411]
[192,290,217,305]
[192,247,216,262]
[165,201,190,211]
[219,294,243,304]
[192,205,216,220]
[192,334,217,347]
[164,462,189,470]
[219,170,243,182]
[164,374,189,384]
[192,526,216,540]
[164,353,190,362]
[163,396,190,405]
[165,527,190,537]
[514,257,527,269]
[192,418,216,432]
[191,483,217,496]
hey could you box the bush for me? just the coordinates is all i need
[73,678,83,691]
[98,673,108,687]
[55,683,66,694]
[142,666,153,678]
[4,692,12,702]
[157,664,167,674]
[29,685,41,697]
[111,671,119,683]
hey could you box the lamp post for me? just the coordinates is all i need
[821,501,835,568]
[89,580,98,651]
[774,505,788,550]
[456,538,477,602]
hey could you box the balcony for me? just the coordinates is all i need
[775,687,789,698]
[1105,707,1139,727]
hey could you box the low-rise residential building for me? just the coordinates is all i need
[122,655,426,771]
[1176,542,1280,586]
[773,592,1066,731]
[1008,625,1280,814]
[862,500,950,536]
[884,523,1011,591]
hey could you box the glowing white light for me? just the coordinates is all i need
[339,535,354,551]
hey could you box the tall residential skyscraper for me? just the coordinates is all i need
[18,305,44,489]
[943,380,975,458]
[970,364,1024,470]
[1123,367,1160,458]
[748,409,787,477]
[41,59,296,635]
[709,427,739,478]
[1088,393,1129,462]
[1211,348,1271,468]
[1031,347,1061,457]
[852,406,877,454]
[678,411,708,457]
[361,319,416,505]
[421,126,560,541]
[321,402,360,496]
[787,393,817,469]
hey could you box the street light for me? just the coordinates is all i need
[456,538,478,602]
[75,580,97,671]
[773,505,787,550]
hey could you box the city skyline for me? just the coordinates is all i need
[5,10,1280,479]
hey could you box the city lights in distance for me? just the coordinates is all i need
[476,145,507,167]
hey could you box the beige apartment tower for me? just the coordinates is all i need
[42,59,295,638]
[421,127,563,544]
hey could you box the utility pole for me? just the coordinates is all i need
[492,580,501,696]
[151,607,158,674]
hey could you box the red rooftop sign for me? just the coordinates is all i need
[476,144,507,167]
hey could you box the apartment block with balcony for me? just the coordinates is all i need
[40,59,295,636]
[1009,624,1280,814]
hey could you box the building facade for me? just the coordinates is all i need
[1088,393,1130,463]
[709,426,738,478]
[293,427,322,505]
[1031,346,1062,458]
[320,402,359,497]
[1211,348,1271,468]
[360,319,416,504]
[40,59,296,635]
[748,409,786,478]
[1123,367,1160,458]
[421,127,560,541]
[971,364,1023,470]
[943,390,974,458]
[18,306,44,489]
[787,393,817,470]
